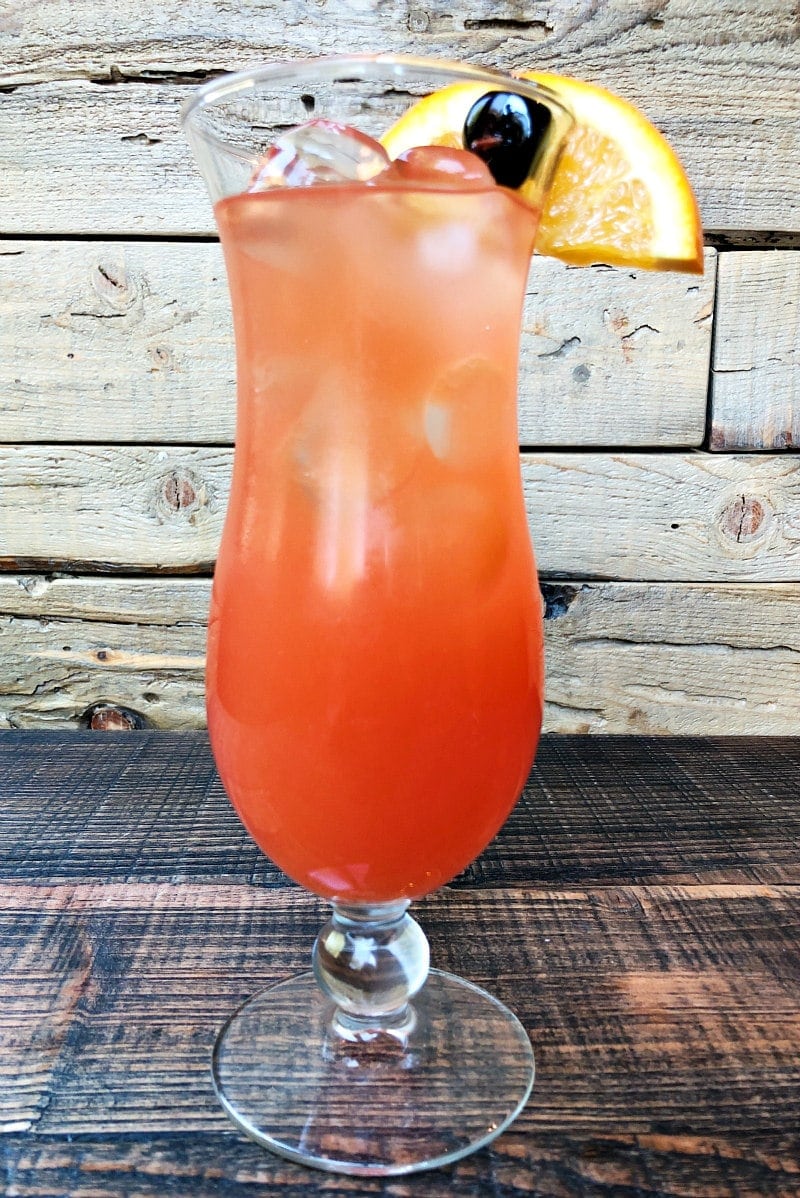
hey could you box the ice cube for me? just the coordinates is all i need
[425,358,509,471]
[393,472,510,590]
[248,119,391,191]
[291,371,423,503]
[423,401,452,460]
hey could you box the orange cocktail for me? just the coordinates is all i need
[184,53,702,1176]
[207,166,543,903]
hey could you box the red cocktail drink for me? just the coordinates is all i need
[183,56,573,1175]
[208,171,542,902]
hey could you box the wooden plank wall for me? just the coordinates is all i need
[1,2,799,734]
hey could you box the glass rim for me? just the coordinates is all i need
[180,51,574,155]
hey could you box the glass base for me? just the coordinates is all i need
[212,968,535,1176]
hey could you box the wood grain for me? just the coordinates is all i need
[1,878,798,1138]
[6,448,800,578]
[3,0,799,88]
[523,452,800,581]
[521,253,714,447]
[0,445,229,572]
[541,580,800,735]
[3,577,800,736]
[0,241,715,447]
[2,1129,798,1197]
[0,240,235,444]
[1,730,798,1194]
[710,251,800,451]
[0,576,208,729]
[2,731,800,889]
[0,3,798,234]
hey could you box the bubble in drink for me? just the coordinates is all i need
[249,120,391,191]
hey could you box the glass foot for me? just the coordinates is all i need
[212,969,535,1176]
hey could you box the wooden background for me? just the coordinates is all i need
[1,1,799,734]
[2,732,800,1195]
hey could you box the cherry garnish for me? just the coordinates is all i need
[463,91,552,189]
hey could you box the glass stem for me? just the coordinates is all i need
[313,901,430,1041]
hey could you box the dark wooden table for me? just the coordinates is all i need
[1,733,799,1196]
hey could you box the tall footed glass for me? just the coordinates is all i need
[183,55,572,1175]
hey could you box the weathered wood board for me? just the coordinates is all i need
[0,2,798,234]
[522,253,714,445]
[1,731,798,1192]
[3,576,799,734]
[0,445,229,572]
[1,1,799,737]
[523,452,800,581]
[0,240,235,444]
[5,446,800,579]
[2,877,798,1138]
[5,0,798,86]
[541,581,800,736]
[3,1130,798,1198]
[0,240,715,447]
[4,732,800,890]
[710,251,800,450]
[0,576,209,729]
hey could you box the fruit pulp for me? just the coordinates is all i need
[208,175,544,903]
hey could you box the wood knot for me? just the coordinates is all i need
[407,6,430,31]
[91,260,137,312]
[164,472,195,509]
[602,307,630,334]
[157,468,206,521]
[149,344,173,370]
[719,494,770,543]
[81,702,149,731]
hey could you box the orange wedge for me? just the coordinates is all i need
[381,72,703,273]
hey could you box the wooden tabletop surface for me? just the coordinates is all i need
[1,731,799,1196]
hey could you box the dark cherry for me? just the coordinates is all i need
[463,91,552,189]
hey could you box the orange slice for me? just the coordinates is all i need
[381,73,703,273]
